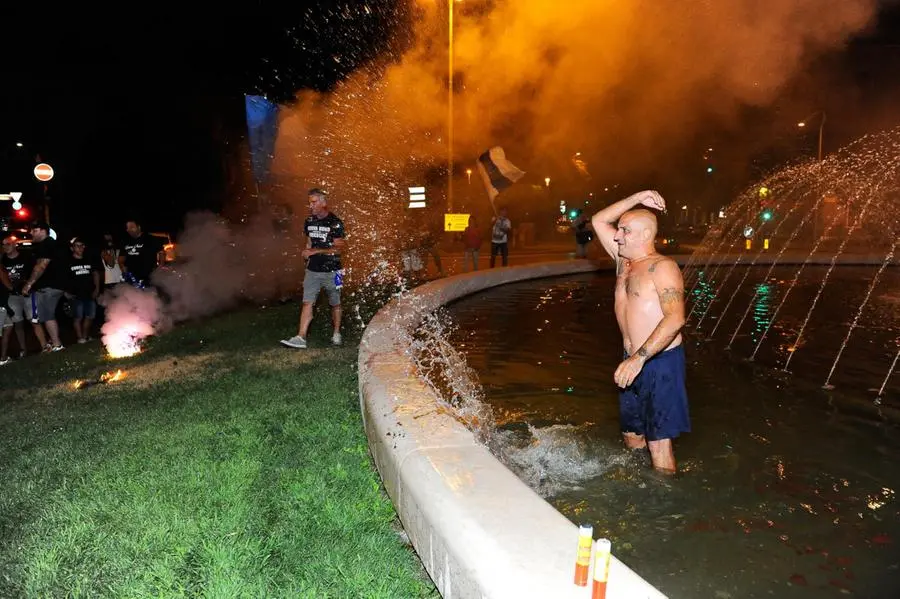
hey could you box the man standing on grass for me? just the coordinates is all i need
[591,190,689,474]
[118,218,165,287]
[1,235,34,360]
[21,222,66,352]
[281,188,347,349]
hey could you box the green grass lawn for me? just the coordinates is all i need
[0,300,437,598]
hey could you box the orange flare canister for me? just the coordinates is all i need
[573,524,593,586]
[591,538,611,599]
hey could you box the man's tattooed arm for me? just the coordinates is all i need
[633,260,686,361]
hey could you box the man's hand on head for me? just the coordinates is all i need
[637,190,666,212]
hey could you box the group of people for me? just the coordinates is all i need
[278,187,690,473]
[0,218,165,364]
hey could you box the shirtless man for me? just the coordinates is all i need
[591,190,689,473]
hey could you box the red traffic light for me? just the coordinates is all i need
[15,208,28,219]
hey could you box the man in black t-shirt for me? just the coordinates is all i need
[118,218,165,286]
[21,222,65,351]
[280,188,347,349]
[1,235,35,360]
[65,237,102,344]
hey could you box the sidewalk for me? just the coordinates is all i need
[428,241,607,277]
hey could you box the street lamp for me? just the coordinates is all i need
[797,111,826,161]
[799,111,827,241]
[466,168,472,185]
[544,177,551,187]
[447,0,463,212]
[15,142,23,148]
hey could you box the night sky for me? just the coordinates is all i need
[2,2,900,242]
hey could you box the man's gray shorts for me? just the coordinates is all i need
[33,288,64,322]
[2,295,33,325]
[303,269,341,306]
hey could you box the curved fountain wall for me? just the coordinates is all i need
[357,260,666,599]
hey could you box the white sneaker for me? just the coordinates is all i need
[280,335,307,349]
[50,345,65,352]
[0,358,11,366]
[331,332,342,346]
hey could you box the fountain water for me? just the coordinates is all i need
[685,128,900,399]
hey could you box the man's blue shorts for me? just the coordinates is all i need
[619,345,691,441]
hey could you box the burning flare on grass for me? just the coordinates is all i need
[100,285,165,359]
[104,325,144,358]
[72,369,128,390]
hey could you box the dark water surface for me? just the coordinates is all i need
[443,269,900,599]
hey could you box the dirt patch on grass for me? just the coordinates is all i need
[7,353,230,401]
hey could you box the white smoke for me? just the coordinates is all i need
[100,209,304,356]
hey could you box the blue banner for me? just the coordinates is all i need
[245,95,279,184]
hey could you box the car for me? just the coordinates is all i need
[656,236,680,253]
[3,228,33,247]
[149,232,176,263]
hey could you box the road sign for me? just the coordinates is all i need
[408,186,426,209]
[444,213,470,232]
[34,163,54,182]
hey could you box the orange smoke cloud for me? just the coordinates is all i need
[262,0,879,266]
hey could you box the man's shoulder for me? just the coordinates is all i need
[647,255,683,278]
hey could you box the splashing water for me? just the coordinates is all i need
[400,301,625,496]
[401,307,494,437]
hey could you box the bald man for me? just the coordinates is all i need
[591,190,689,473]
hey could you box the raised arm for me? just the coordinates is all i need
[591,190,666,261]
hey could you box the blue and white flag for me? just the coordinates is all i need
[245,94,279,185]
[475,146,526,202]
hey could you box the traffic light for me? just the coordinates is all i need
[569,209,578,219]
[14,207,29,219]
[706,166,714,174]
[761,209,773,222]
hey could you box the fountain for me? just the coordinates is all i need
[361,129,900,598]
[685,128,900,402]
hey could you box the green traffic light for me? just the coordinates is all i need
[761,210,773,221]
[569,210,578,218]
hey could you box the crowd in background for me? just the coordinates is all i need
[0,218,164,365]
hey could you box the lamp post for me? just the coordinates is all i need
[798,111,827,241]
[447,0,457,212]
[797,111,826,162]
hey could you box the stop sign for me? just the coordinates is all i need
[34,163,54,182]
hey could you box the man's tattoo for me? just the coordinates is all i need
[658,287,684,304]
[648,259,664,273]
[637,347,649,358]
[626,276,640,297]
